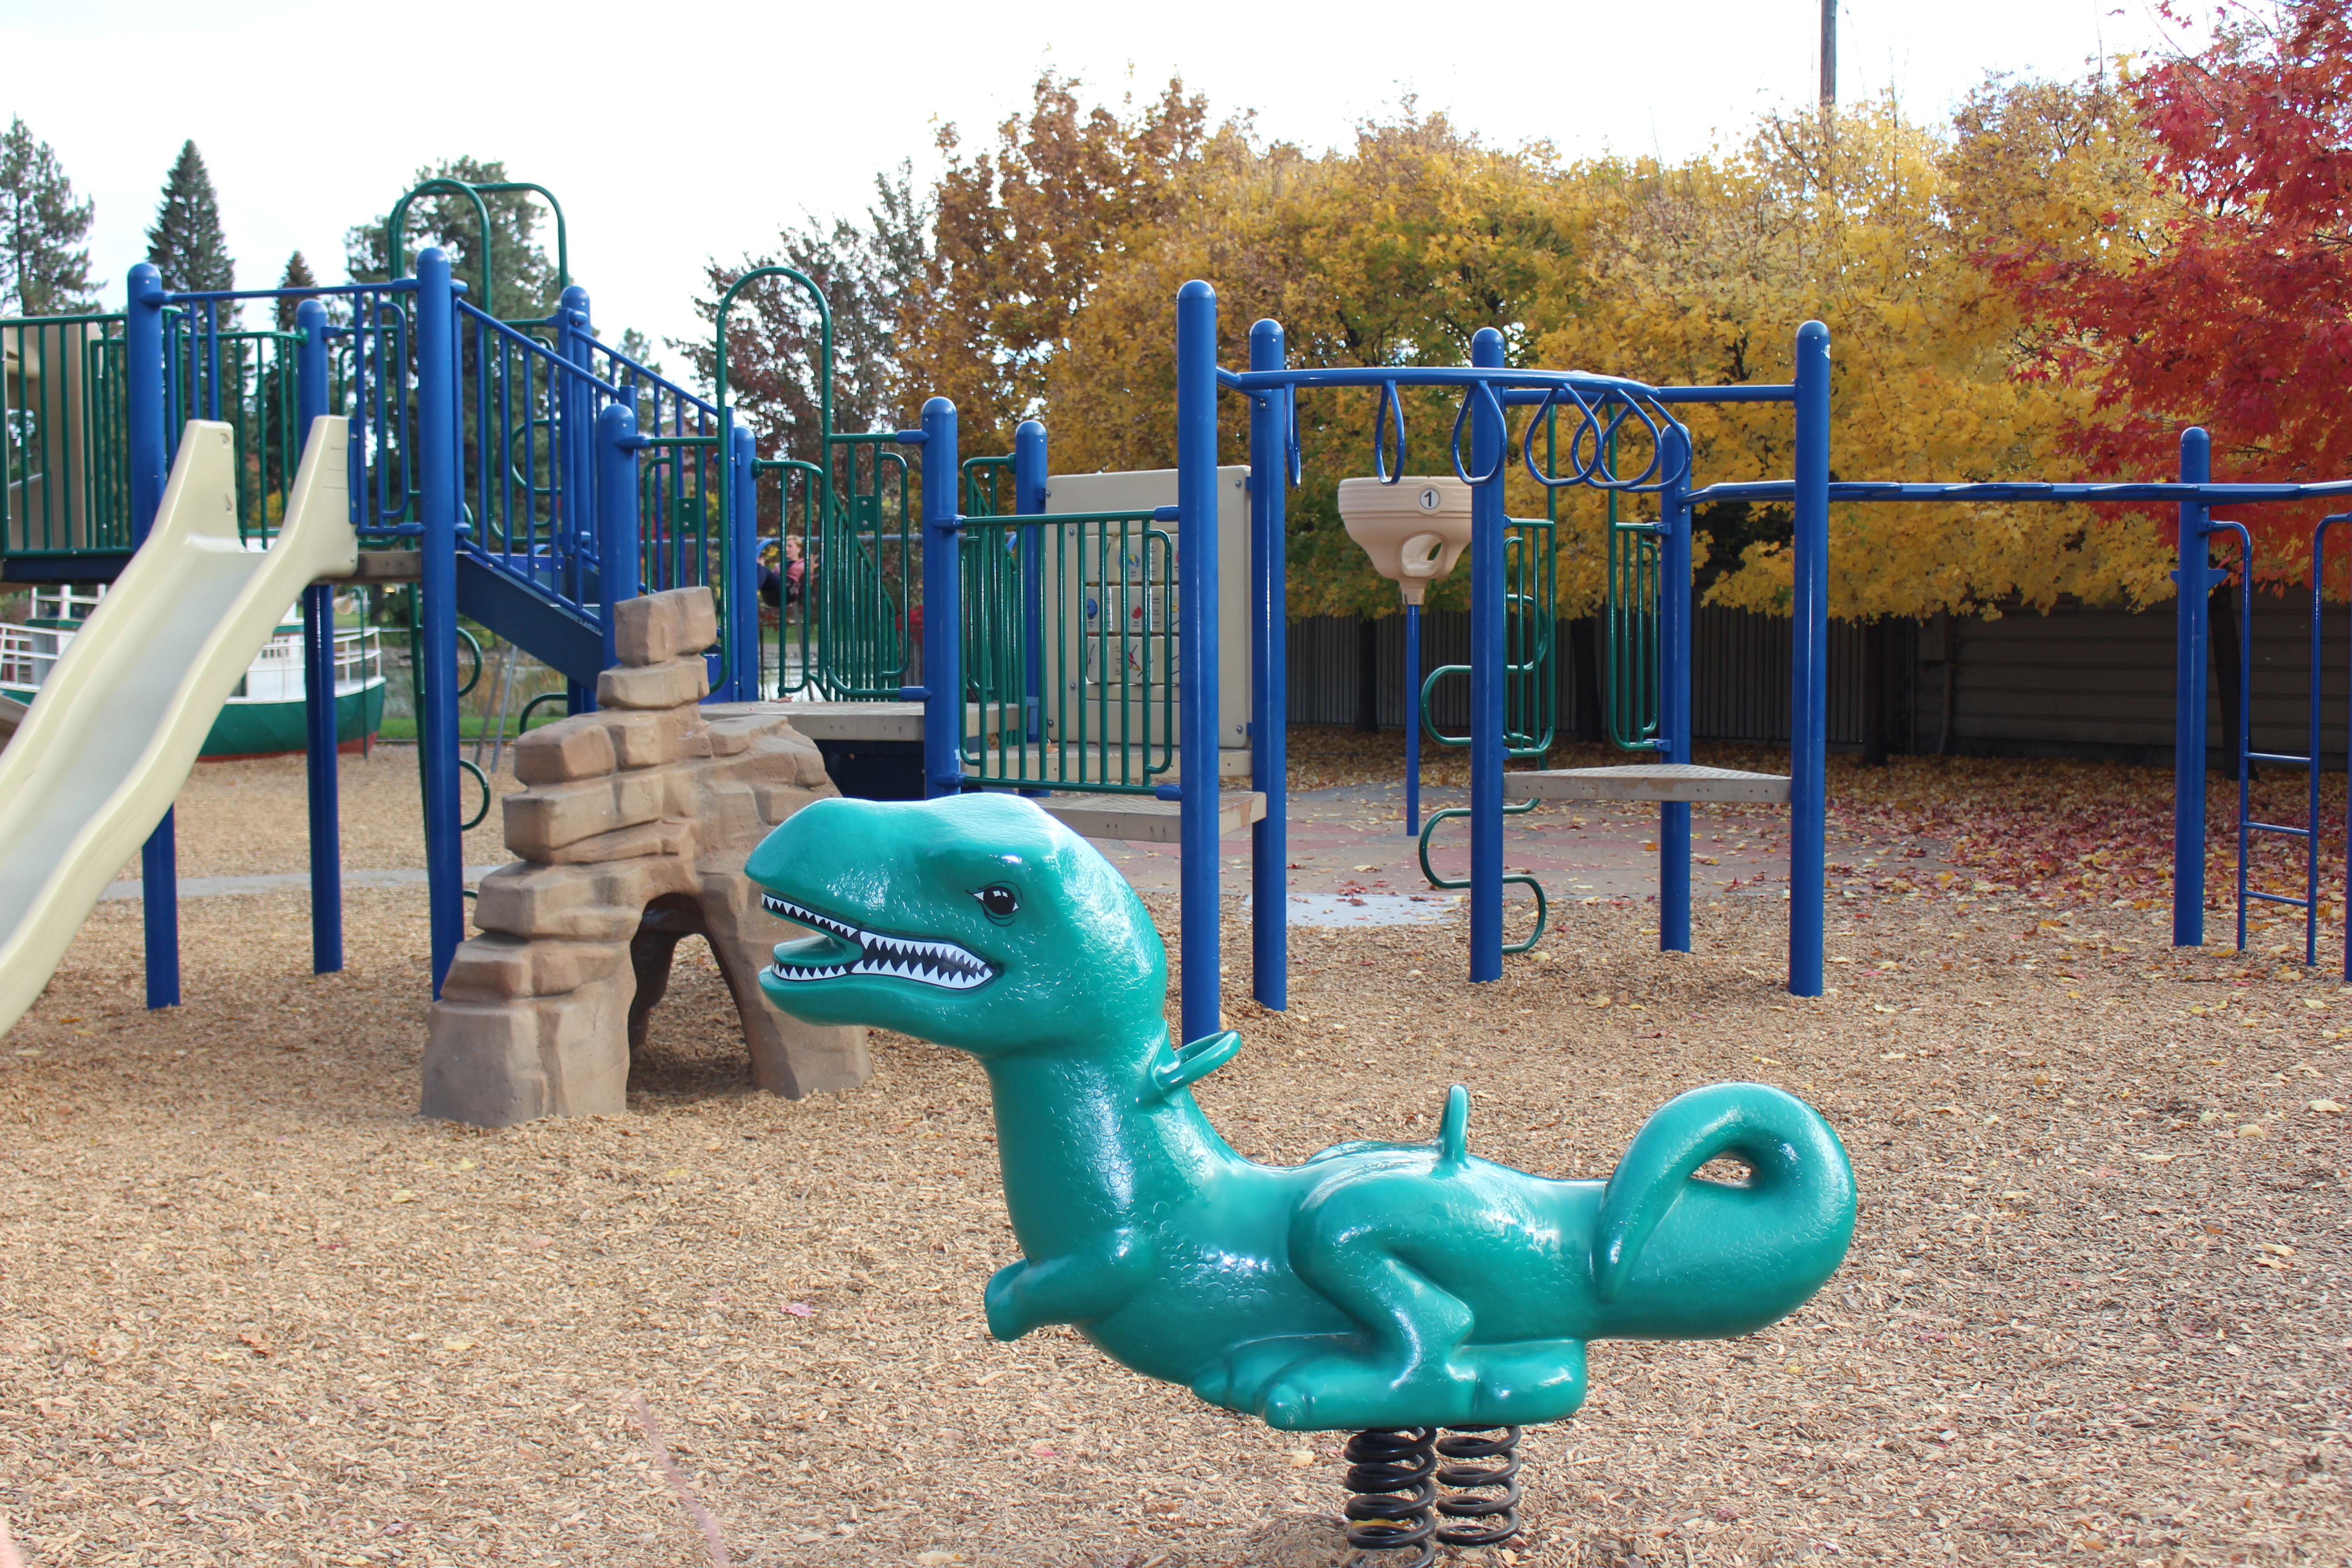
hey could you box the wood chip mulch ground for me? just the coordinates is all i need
[3,742,2348,1566]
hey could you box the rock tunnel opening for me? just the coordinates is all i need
[626,892,762,1092]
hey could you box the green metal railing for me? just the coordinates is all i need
[3,314,132,560]
[961,507,1176,794]
[1602,436,1662,751]
[1416,514,1559,759]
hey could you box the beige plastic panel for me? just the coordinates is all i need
[1042,466,1250,752]
[0,418,358,1036]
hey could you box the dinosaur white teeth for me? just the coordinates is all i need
[761,893,996,988]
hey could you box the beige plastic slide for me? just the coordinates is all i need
[0,417,357,1035]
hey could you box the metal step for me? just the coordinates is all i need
[1039,790,1267,844]
[1512,763,1792,804]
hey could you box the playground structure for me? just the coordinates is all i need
[8,167,2352,1059]
[883,294,1846,1045]
[0,178,764,1036]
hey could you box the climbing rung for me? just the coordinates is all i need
[2248,751,2313,767]
[2248,889,2313,909]
[2249,820,2313,838]
[1512,763,1792,805]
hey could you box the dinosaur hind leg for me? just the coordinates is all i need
[1245,1249,1478,1431]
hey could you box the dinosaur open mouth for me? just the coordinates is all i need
[760,893,996,991]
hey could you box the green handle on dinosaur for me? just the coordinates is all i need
[1149,1030,1241,1100]
[745,794,1859,1433]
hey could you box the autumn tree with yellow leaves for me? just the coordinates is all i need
[734,67,2185,625]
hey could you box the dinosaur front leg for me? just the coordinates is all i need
[983,1226,1154,1342]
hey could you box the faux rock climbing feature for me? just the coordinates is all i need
[419,587,868,1127]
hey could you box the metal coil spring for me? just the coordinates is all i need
[1433,1425,1525,1546]
[1341,1426,1436,1566]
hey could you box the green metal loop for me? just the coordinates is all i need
[456,626,484,698]
[1415,519,1557,761]
[517,691,570,733]
[456,758,491,832]
[385,177,569,318]
[1417,798,1548,954]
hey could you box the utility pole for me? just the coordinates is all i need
[1819,0,1837,108]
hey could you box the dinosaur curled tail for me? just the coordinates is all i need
[1588,1082,1858,1340]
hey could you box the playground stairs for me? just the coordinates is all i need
[451,554,603,688]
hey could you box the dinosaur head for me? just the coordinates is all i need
[744,793,1167,1057]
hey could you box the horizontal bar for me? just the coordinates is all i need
[2247,752,2314,766]
[964,509,1169,527]
[2247,889,2313,908]
[2248,820,2313,838]
[1501,383,1796,407]
[1695,479,2352,505]
[160,280,419,302]
[0,311,125,327]
[1223,364,1666,400]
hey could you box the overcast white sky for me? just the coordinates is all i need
[4,0,2194,363]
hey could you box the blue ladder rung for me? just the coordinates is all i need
[2248,820,2313,838]
[2247,751,2313,766]
[2247,889,2313,908]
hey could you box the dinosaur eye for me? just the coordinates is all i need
[974,883,1020,922]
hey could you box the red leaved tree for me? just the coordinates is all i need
[1992,0,2352,582]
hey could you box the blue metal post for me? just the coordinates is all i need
[1659,422,1694,953]
[126,263,178,1010]
[1468,328,1508,983]
[2175,426,2213,948]
[416,249,464,996]
[1176,281,1223,1041]
[1788,322,1831,998]
[730,421,760,700]
[556,285,595,714]
[919,397,962,797]
[1014,420,1048,750]
[597,404,643,673]
[295,300,343,975]
[1248,319,1289,1010]
[1406,604,1421,834]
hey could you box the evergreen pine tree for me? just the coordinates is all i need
[275,250,317,331]
[0,116,98,315]
[145,141,235,298]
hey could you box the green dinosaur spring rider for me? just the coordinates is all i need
[747,794,1857,1560]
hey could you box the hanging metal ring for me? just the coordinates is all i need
[1449,380,1511,486]
[1373,381,1407,483]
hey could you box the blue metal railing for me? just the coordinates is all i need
[2216,513,2352,973]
